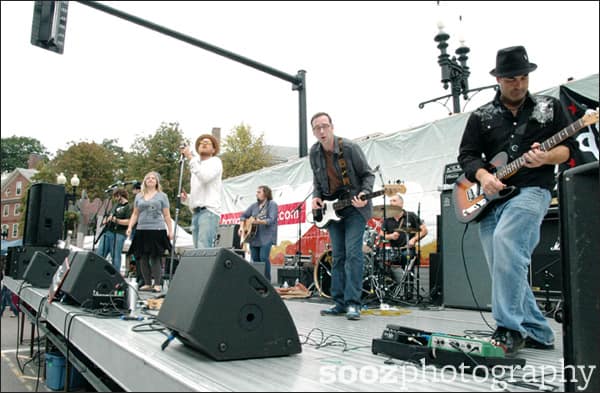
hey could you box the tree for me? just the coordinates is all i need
[126,122,191,227]
[220,123,275,179]
[32,141,122,200]
[0,136,49,172]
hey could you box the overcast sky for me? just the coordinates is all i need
[1,1,598,157]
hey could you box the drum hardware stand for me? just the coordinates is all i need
[413,202,423,305]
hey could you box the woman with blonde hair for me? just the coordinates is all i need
[126,171,173,292]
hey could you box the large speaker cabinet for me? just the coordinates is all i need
[157,248,301,361]
[440,190,561,311]
[558,161,599,392]
[440,190,491,310]
[23,183,65,246]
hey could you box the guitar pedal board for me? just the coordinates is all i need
[372,324,526,371]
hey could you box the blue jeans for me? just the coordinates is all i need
[479,186,554,345]
[250,243,273,282]
[192,209,220,249]
[327,209,366,310]
[95,231,126,273]
[0,285,19,317]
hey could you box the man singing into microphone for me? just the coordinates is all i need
[180,134,223,249]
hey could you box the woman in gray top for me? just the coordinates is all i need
[126,171,173,292]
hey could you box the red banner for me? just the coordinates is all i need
[219,202,306,226]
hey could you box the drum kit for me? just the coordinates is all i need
[313,203,421,304]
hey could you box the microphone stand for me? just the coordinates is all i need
[293,189,313,289]
[374,167,388,306]
[168,150,186,285]
[414,202,422,305]
[92,196,112,251]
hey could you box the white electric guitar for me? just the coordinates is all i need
[312,184,405,228]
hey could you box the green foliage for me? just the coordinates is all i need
[1,136,49,172]
[221,123,275,179]
[32,142,122,200]
[126,122,191,227]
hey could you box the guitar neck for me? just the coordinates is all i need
[332,190,384,210]
[496,117,587,180]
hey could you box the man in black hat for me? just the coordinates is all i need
[457,45,578,356]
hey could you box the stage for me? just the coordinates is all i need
[4,275,573,392]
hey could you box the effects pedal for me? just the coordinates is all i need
[428,333,505,358]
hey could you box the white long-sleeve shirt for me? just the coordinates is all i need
[185,155,223,215]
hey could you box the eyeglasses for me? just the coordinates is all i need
[198,140,213,146]
[312,123,331,132]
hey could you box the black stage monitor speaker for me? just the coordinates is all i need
[6,246,69,280]
[214,224,241,248]
[157,248,302,361]
[23,249,71,288]
[440,190,492,310]
[60,251,126,307]
[23,183,65,247]
[558,161,599,392]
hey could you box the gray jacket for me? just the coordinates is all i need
[309,136,375,222]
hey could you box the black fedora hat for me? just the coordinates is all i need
[490,46,537,77]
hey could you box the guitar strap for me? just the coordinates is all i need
[337,138,352,188]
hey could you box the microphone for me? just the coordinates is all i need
[123,180,138,185]
[104,181,124,193]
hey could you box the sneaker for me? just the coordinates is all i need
[524,337,555,350]
[139,285,153,291]
[320,305,346,316]
[345,305,361,321]
[491,327,524,357]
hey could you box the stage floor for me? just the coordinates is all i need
[5,276,574,392]
[281,299,566,392]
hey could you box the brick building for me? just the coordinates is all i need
[0,157,39,241]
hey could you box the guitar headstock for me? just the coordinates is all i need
[582,109,599,127]
[383,182,406,196]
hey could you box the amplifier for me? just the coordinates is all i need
[443,162,463,185]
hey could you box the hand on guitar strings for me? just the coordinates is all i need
[351,192,368,208]
[522,142,546,168]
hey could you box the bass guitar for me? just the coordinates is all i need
[453,110,598,223]
[313,184,405,228]
[239,216,259,247]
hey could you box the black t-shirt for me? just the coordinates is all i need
[381,210,422,248]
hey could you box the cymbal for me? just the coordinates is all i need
[372,205,403,218]
[393,227,420,234]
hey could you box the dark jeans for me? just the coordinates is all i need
[250,243,273,282]
[0,285,19,317]
[327,209,366,309]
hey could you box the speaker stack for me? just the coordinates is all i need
[6,183,69,284]
[23,183,65,247]
[440,189,562,311]
[157,248,301,361]
[440,189,492,310]
[558,161,599,392]
[5,246,69,282]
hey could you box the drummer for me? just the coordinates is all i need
[379,194,428,267]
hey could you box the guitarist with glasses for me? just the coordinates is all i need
[238,186,278,282]
[310,112,375,321]
[457,45,579,356]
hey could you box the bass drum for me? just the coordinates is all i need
[314,250,374,299]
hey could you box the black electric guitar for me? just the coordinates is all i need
[453,110,598,223]
[313,184,405,228]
